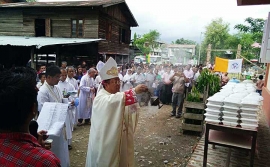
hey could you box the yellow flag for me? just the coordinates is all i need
[214,57,229,72]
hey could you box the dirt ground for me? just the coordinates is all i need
[69,105,200,167]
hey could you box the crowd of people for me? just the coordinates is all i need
[1,58,264,167]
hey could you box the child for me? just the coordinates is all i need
[256,75,264,95]
[36,72,46,89]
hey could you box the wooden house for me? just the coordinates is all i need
[236,0,270,127]
[0,0,138,68]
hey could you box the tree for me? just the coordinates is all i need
[201,18,230,63]
[26,0,36,2]
[134,30,161,55]
[234,17,265,43]
[172,38,196,45]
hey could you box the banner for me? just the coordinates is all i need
[214,57,242,73]
[145,54,150,63]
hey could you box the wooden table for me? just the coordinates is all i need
[203,123,257,167]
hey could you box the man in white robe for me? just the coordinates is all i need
[77,68,96,126]
[85,57,148,167]
[66,66,79,90]
[37,65,70,167]
[58,68,76,150]
[95,61,105,89]
[122,69,133,92]
[66,66,79,129]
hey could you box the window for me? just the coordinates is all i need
[71,19,84,38]
[119,28,126,43]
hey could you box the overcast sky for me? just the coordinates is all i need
[39,0,269,43]
[126,0,269,43]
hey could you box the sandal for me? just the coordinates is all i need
[77,122,83,126]
[68,145,72,150]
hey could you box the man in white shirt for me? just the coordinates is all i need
[183,65,194,93]
[36,72,46,90]
[37,65,70,167]
[145,67,156,106]
[193,67,202,82]
[131,67,146,106]
[160,67,173,104]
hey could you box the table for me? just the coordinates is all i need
[203,123,257,167]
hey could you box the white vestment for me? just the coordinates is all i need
[66,77,79,90]
[122,74,133,92]
[37,81,70,167]
[78,74,95,119]
[57,80,77,145]
[94,75,102,89]
[119,73,124,92]
[85,88,139,167]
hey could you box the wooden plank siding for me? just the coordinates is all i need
[22,8,99,38]
[0,5,133,57]
[0,9,30,36]
[98,5,131,56]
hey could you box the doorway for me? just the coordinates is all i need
[35,19,45,37]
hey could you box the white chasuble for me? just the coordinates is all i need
[85,88,139,167]
[37,81,70,167]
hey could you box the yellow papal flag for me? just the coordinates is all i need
[214,57,228,72]
[214,57,243,73]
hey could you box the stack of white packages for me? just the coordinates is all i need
[205,94,226,124]
[205,82,262,130]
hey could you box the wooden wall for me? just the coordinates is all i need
[22,8,99,38]
[0,9,35,36]
[98,5,131,56]
[0,7,99,38]
[0,5,133,57]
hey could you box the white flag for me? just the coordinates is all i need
[227,59,242,73]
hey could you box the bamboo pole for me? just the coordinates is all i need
[239,54,264,71]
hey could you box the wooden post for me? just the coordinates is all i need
[236,44,241,59]
[45,18,51,37]
[207,44,211,64]
[30,46,35,69]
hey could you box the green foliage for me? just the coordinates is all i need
[234,17,265,43]
[26,0,36,2]
[134,30,160,55]
[196,69,220,96]
[172,38,196,45]
[201,18,230,62]
[187,87,201,102]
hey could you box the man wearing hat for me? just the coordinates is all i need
[85,58,148,167]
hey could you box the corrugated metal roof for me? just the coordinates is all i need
[0,0,125,7]
[0,36,103,48]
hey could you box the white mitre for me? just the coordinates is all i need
[96,61,105,72]
[99,57,119,80]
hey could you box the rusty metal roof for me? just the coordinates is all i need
[0,36,103,48]
[0,0,125,7]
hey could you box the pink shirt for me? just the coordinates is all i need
[162,72,172,84]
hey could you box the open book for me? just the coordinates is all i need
[37,102,69,136]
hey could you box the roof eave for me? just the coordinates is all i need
[237,0,270,6]
[123,1,138,27]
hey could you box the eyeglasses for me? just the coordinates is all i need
[110,80,121,85]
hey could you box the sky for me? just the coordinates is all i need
[38,0,269,43]
[126,0,269,43]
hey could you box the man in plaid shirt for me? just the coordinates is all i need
[0,67,60,167]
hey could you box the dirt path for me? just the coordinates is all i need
[69,105,200,167]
